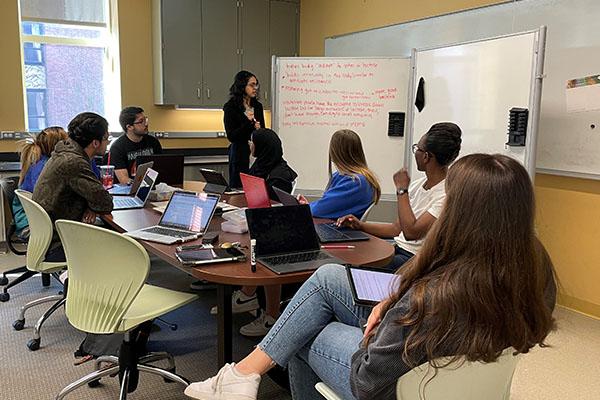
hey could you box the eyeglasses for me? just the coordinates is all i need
[133,117,149,125]
[102,134,110,142]
[247,83,259,89]
[411,144,426,154]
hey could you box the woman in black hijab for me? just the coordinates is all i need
[249,128,297,199]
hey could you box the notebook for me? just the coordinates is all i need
[245,205,344,274]
[112,168,158,210]
[108,161,154,196]
[124,191,220,244]
[240,173,271,209]
[135,154,184,186]
[199,168,244,195]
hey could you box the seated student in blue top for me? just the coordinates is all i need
[11,126,68,234]
[299,129,381,220]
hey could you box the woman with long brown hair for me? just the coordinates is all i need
[299,129,381,220]
[185,153,556,400]
[12,127,67,233]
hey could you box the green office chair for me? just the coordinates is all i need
[12,189,68,351]
[54,219,198,400]
[315,347,520,400]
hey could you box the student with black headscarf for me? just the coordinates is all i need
[248,128,297,200]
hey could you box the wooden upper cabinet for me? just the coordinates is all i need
[153,0,298,108]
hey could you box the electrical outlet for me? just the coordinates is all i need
[1,131,15,139]
[217,131,226,138]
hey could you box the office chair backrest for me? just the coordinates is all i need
[55,220,150,334]
[396,347,520,400]
[15,189,54,271]
[360,202,375,222]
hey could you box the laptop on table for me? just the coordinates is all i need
[199,168,244,195]
[112,168,158,210]
[273,186,370,243]
[108,161,154,196]
[136,154,184,186]
[124,191,220,244]
[245,204,344,274]
[240,173,271,208]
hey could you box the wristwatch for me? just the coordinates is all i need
[396,187,409,196]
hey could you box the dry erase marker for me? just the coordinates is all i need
[250,239,257,273]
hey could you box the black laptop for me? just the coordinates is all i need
[199,168,244,195]
[136,154,184,186]
[245,205,344,274]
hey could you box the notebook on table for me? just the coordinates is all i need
[112,168,158,210]
[108,161,154,196]
[199,168,244,195]
[240,173,271,209]
[245,204,344,274]
[136,154,184,186]
[124,191,220,245]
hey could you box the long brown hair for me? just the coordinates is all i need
[328,129,381,203]
[372,153,555,367]
[18,126,67,185]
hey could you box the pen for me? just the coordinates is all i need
[250,239,256,273]
[320,245,356,249]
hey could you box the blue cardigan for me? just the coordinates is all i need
[310,172,375,220]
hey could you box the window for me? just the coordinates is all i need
[20,0,121,132]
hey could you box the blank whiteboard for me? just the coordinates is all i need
[272,57,410,194]
[408,30,544,180]
[326,0,600,180]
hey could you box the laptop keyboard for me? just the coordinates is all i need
[314,223,347,241]
[114,198,139,208]
[140,226,192,238]
[261,251,329,265]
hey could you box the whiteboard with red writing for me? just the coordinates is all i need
[272,57,410,194]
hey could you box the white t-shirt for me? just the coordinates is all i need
[394,177,446,255]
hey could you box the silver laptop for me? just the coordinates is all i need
[108,161,153,196]
[124,191,220,244]
[112,168,158,210]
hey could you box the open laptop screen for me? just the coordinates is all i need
[245,205,320,257]
[135,168,158,203]
[160,192,219,233]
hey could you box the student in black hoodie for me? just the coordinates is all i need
[248,128,297,199]
[223,71,265,189]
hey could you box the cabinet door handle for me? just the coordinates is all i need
[207,88,211,99]
[197,88,201,98]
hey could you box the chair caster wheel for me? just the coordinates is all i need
[163,367,176,383]
[27,338,40,351]
[88,379,101,388]
[0,292,9,302]
[0,276,8,285]
[13,319,25,331]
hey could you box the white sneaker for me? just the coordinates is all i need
[239,312,276,337]
[210,290,259,315]
[184,363,260,400]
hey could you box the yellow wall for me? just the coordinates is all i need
[299,0,600,319]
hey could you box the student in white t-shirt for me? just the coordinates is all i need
[337,122,462,269]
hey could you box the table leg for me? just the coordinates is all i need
[217,284,233,367]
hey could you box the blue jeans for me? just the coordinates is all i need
[258,264,372,400]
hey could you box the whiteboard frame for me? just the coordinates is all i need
[405,27,547,180]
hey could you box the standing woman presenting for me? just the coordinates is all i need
[223,71,265,188]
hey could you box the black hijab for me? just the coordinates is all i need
[249,128,285,178]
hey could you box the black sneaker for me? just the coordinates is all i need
[189,280,216,291]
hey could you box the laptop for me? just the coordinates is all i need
[314,222,370,243]
[124,191,220,244]
[108,161,154,196]
[240,173,271,208]
[199,168,244,195]
[273,186,299,206]
[136,154,184,186]
[245,205,344,274]
[112,168,158,210]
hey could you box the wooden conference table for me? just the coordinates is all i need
[103,189,394,366]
